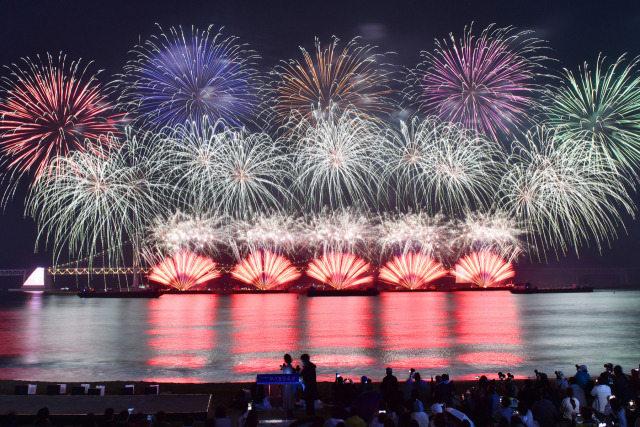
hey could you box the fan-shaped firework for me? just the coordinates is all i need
[231,250,301,290]
[306,252,372,290]
[28,128,167,269]
[292,105,383,210]
[376,212,451,260]
[149,250,219,291]
[454,210,526,261]
[271,36,393,125]
[499,126,634,255]
[546,55,640,172]
[453,251,514,287]
[146,210,230,261]
[0,53,122,190]
[379,252,448,290]
[158,121,291,218]
[383,116,504,214]
[304,208,373,257]
[412,24,547,140]
[121,25,261,129]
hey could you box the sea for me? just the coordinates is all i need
[0,290,638,383]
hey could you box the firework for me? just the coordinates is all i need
[145,210,230,261]
[375,212,451,261]
[231,213,302,258]
[306,252,373,290]
[454,210,526,261]
[121,25,261,129]
[158,120,291,218]
[149,250,219,291]
[0,53,122,190]
[412,24,548,139]
[379,252,448,290]
[304,208,374,257]
[231,250,301,290]
[499,126,634,255]
[291,105,384,210]
[546,55,640,173]
[383,116,505,214]
[28,128,167,270]
[271,36,393,125]
[453,251,514,287]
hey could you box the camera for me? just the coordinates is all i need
[498,372,506,380]
[507,373,514,379]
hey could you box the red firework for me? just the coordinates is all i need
[149,250,220,291]
[453,251,515,288]
[306,252,372,290]
[231,250,301,290]
[0,53,122,183]
[379,253,448,290]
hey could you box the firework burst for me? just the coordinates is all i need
[383,116,504,214]
[271,36,394,125]
[291,105,383,210]
[499,126,634,255]
[121,25,261,129]
[379,252,448,290]
[231,213,302,258]
[28,128,167,269]
[0,53,122,191]
[453,251,514,287]
[411,24,548,139]
[231,250,301,290]
[454,210,526,261]
[304,208,374,257]
[375,212,451,261]
[306,252,373,290]
[149,250,220,291]
[546,54,640,173]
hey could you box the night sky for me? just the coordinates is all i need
[1,0,640,279]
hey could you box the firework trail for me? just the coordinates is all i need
[149,250,220,291]
[304,208,374,258]
[158,120,291,218]
[382,116,505,214]
[0,53,122,194]
[499,126,634,255]
[28,128,168,270]
[411,24,548,140]
[121,25,262,129]
[291,105,384,210]
[375,211,452,261]
[270,36,394,125]
[453,251,514,287]
[379,252,448,290]
[454,210,526,261]
[231,250,301,290]
[546,54,640,174]
[306,252,373,290]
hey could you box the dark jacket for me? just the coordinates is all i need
[301,362,318,399]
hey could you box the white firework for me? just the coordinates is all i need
[382,116,505,214]
[454,210,527,262]
[231,212,303,259]
[303,208,374,257]
[289,105,384,210]
[499,126,635,255]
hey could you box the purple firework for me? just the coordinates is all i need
[121,25,262,129]
[413,24,548,140]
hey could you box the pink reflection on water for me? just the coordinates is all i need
[306,297,376,349]
[146,295,217,368]
[379,292,450,350]
[140,377,207,383]
[234,358,282,373]
[453,292,522,345]
[458,352,524,366]
[386,357,450,370]
[230,294,301,354]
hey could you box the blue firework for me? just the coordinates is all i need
[121,25,262,129]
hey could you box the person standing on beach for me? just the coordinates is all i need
[282,354,298,418]
[300,353,318,415]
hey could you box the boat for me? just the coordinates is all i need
[306,287,380,297]
[77,289,163,298]
[161,289,290,294]
[509,283,594,294]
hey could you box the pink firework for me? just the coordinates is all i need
[232,250,301,290]
[379,253,448,290]
[0,53,122,184]
[307,252,373,290]
[453,251,514,288]
[416,24,547,139]
[149,250,220,291]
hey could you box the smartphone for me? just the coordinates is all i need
[336,373,341,378]
[598,423,607,427]
[147,415,153,421]
[378,410,387,414]
[248,402,253,411]
[128,408,134,414]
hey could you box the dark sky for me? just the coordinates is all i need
[1,0,640,277]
